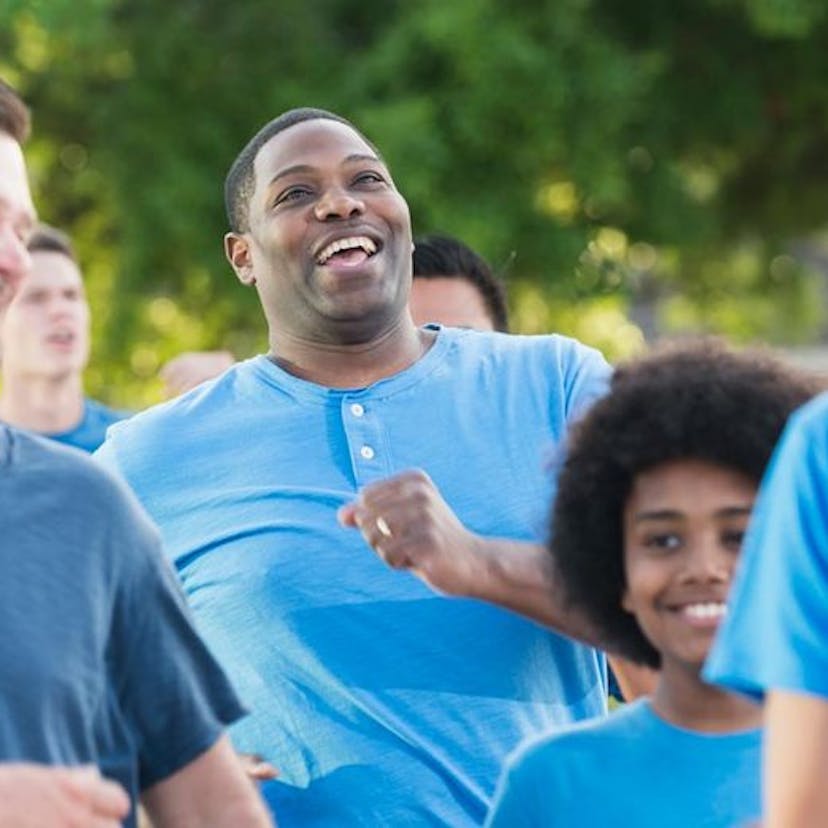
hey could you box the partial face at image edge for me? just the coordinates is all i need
[0,133,36,309]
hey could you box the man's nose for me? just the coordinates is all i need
[313,187,365,221]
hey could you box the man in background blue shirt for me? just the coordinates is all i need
[0,223,127,451]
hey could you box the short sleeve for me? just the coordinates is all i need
[106,492,246,788]
[706,396,828,700]
[560,339,611,423]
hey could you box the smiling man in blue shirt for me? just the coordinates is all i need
[96,107,611,826]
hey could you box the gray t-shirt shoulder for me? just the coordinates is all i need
[0,427,245,824]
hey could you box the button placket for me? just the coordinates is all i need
[342,396,390,485]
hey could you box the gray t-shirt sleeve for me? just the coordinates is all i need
[106,486,247,789]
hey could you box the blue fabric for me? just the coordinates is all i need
[0,426,246,828]
[706,391,828,701]
[47,397,129,452]
[486,698,761,828]
[96,326,611,827]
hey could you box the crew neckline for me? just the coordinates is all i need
[639,698,761,742]
[250,324,456,404]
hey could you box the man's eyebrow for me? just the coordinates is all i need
[267,154,385,187]
[343,153,383,165]
[268,164,314,187]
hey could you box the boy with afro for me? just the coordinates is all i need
[486,339,821,828]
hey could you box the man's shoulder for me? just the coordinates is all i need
[107,359,256,441]
[85,396,132,426]
[788,390,828,439]
[5,426,137,508]
[445,327,606,368]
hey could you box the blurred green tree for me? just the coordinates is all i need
[1,0,826,403]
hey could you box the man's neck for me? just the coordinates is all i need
[268,318,435,389]
[0,373,85,434]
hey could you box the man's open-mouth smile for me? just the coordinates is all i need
[315,235,380,269]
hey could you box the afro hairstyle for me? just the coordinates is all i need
[549,337,823,668]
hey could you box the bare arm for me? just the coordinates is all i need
[764,690,828,828]
[141,736,273,828]
[0,763,129,828]
[338,469,605,647]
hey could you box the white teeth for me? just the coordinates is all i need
[683,602,727,620]
[316,236,377,265]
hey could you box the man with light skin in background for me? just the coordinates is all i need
[0,77,129,828]
[0,78,273,828]
[0,224,128,451]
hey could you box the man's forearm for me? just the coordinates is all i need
[467,537,606,647]
[142,736,273,828]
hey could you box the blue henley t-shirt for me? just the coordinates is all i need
[96,326,610,826]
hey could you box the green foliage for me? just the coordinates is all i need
[2,0,827,402]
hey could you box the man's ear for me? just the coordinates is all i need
[225,232,256,286]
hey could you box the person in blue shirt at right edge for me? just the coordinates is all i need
[486,339,822,828]
[705,389,828,827]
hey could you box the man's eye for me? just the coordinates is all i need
[276,187,313,206]
[354,171,384,186]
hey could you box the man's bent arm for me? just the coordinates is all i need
[339,469,605,648]
[141,735,273,828]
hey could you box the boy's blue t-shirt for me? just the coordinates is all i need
[47,397,129,453]
[486,699,761,828]
[706,391,828,700]
[96,327,611,827]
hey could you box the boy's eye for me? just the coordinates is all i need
[721,529,746,549]
[644,533,682,551]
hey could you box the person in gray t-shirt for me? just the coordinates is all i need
[0,78,272,828]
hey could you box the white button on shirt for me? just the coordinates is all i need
[350,403,365,417]
[360,445,375,460]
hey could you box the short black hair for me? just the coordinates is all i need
[28,223,76,263]
[224,107,379,233]
[0,78,30,144]
[412,235,510,332]
[550,338,823,668]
